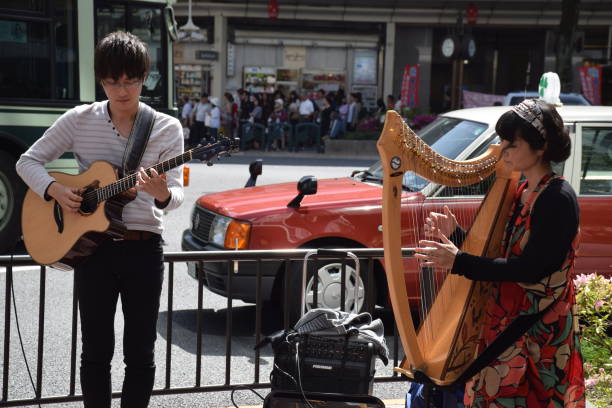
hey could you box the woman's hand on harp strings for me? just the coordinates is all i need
[424,205,458,238]
[415,227,459,269]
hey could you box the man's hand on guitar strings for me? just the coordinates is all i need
[135,167,171,203]
[48,182,83,214]
[415,227,459,269]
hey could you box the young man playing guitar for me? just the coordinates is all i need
[16,31,183,408]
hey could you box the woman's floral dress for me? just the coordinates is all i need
[464,174,585,408]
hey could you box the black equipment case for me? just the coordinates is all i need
[271,332,378,394]
[269,249,380,396]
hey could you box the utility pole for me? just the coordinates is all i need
[450,13,464,111]
[556,0,580,92]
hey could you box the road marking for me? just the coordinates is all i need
[223,398,406,408]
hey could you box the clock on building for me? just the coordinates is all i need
[441,36,458,59]
[463,34,476,59]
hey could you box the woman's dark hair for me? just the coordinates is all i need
[495,99,571,163]
[94,31,150,82]
[224,92,234,103]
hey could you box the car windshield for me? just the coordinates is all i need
[359,117,488,191]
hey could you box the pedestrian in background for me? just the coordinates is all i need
[298,93,315,122]
[207,97,221,141]
[347,92,360,131]
[330,94,348,139]
[223,92,238,138]
[180,95,192,128]
[320,95,333,137]
[189,93,211,148]
[250,95,264,124]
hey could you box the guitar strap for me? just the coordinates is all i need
[121,102,157,176]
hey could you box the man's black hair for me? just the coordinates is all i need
[95,31,150,82]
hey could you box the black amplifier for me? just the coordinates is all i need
[271,335,377,395]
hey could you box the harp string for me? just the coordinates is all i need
[397,116,494,346]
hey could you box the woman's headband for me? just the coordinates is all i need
[511,99,546,138]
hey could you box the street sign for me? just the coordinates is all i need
[196,50,219,61]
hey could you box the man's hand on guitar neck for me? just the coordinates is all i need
[135,167,171,204]
[47,182,84,214]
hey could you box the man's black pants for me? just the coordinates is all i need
[75,235,164,408]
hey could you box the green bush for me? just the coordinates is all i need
[574,273,612,406]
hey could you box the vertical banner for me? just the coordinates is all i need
[401,65,419,108]
[579,66,602,105]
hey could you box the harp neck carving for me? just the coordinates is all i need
[377,110,511,186]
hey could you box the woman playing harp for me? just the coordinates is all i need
[416,99,584,407]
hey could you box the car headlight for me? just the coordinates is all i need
[209,215,251,249]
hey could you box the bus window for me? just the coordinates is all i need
[131,6,163,106]
[95,2,166,108]
[95,3,126,37]
[1,1,46,13]
[0,0,77,101]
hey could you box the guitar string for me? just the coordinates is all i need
[82,150,191,202]
[80,142,232,203]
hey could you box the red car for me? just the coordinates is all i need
[181,105,612,320]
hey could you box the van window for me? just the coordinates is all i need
[580,126,612,195]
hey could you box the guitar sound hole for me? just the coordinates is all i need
[80,188,98,214]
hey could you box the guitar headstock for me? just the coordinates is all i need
[191,138,240,162]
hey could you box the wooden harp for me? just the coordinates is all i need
[376,110,519,386]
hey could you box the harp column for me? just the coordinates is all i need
[383,22,396,100]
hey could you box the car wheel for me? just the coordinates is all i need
[284,259,375,327]
[0,151,26,254]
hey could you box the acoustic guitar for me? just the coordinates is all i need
[22,138,239,270]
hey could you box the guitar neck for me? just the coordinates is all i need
[95,151,193,202]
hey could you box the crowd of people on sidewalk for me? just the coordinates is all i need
[179,88,407,151]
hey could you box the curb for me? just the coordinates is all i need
[231,151,379,161]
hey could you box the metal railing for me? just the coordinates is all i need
[0,248,414,406]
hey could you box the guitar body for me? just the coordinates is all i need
[22,161,135,269]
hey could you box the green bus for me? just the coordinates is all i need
[0,0,178,253]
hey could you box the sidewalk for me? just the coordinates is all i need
[222,399,405,408]
[232,149,378,160]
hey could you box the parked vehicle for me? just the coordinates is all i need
[182,105,612,321]
[503,91,591,106]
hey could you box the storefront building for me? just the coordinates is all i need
[173,1,612,112]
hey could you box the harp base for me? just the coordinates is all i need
[393,367,455,387]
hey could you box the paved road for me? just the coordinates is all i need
[3,153,413,408]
